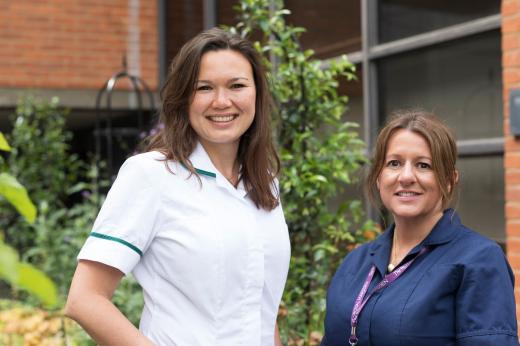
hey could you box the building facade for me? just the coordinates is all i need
[0,0,518,327]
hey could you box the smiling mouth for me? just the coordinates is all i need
[395,191,421,197]
[207,114,238,123]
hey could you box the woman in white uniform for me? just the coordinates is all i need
[65,28,291,346]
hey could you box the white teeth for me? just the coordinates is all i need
[208,115,236,122]
[397,192,419,196]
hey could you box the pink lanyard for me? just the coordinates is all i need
[348,247,429,346]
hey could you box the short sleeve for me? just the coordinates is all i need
[455,243,519,345]
[78,155,161,275]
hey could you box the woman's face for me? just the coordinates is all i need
[377,129,443,225]
[189,49,256,153]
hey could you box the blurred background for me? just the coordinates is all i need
[0,1,516,345]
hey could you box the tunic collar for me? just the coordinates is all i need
[369,209,461,276]
[188,142,247,198]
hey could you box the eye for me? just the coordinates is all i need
[417,162,431,169]
[386,160,400,168]
[230,83,246,89]
[196,85,212,91]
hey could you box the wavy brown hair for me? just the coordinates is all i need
[366,109,458,210]
[146,28,280,210]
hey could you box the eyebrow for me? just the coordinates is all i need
[385,154,432,160]
[196,77,250,83]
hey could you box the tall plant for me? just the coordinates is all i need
[0,96,143,334]
[0,132,57,307]
[229,1,376,344]
[0,96,81,256]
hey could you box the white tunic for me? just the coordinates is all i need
[78,143,291,346]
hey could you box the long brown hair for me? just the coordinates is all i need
[366,109,458,210]
[146,28,280,210]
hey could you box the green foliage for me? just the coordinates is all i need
[0,173,36,223]
[0,96,143,343]
[0,96,81,254]
[0,132,57,307]
[0,133,10,151]
[229,1,377,344]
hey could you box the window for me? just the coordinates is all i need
[286,0,361,59]
[378,0,500,43]
[378,31,502,140]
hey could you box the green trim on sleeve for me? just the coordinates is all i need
[89,232,143,257]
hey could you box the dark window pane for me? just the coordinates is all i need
[165,0,204,65]
[338,64,364,136]
[379,31,502,140]
[217,0,240,26]
[286,0,361,59]
[379,0,500,43]
[457,156,504,243]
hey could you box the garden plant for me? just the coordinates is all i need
[228,0,376,344]
[0,97,141,345]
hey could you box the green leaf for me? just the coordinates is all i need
[0,172,37,223]
[0,132,10,151]
[15,262,58,307]
[0,240,19,283]
[0,240,58,307]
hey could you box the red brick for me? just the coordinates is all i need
[505,137,520,152]
[508,253,520,271]
[504,50,520,67]
[506,203,520,218]
[505,153,520,168]
[504,69,520,84]
[0,0,158,90]
[503,17,520,34]
[506,185,520,201]
[503,1,520,17]
[503,34,520,51]
[507,236,520,253]
[506,169,520,185]
[507,222,520,237]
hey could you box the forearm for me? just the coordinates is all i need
[275,323,282,346]
[66,292,154,346]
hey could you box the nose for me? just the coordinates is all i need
[398,162,416,185]
[212,88,232,108]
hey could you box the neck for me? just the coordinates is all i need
[393,211,443,250]
[199,141,240,185]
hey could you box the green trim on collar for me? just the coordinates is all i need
[90,232,143,257]
[195,168,217,178]
[180,163,217,178]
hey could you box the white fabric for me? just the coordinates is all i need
[77,143,291,346]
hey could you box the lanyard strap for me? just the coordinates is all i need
[348,247,429,346]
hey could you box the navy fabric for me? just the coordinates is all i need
[322,209,519,346]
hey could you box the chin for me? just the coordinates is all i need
[390,206,424,219]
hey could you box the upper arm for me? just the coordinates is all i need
[66,260,124,313]
[78,155,162,275]
[455,243,518,345]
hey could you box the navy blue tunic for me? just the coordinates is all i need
[322,209,519,346]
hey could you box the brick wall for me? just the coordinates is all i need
[0,1,158,90]
[503,0,520,328]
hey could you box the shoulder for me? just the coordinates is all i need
[447,223,514,285]
[118,151,181,180]
[109,151,179,195]
[335,240,375,275]
[453,224,505,262]
[121,151,168,170]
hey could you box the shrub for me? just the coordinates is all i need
[229,1,377,344]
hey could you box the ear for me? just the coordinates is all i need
[376,177,380,190]
[447,170,459,193]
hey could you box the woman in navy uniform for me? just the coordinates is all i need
[322,110,519,346]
